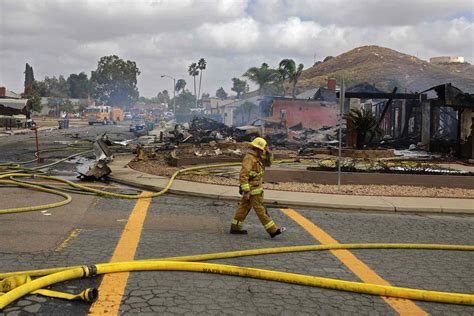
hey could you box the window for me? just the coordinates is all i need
[280,108,287,119]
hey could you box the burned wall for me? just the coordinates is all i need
[460,109,473,159]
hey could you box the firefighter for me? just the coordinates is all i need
[230,137,286,238]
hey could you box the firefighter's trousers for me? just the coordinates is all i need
[231,193,278,235]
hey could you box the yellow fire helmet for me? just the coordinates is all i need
[250,137,267,151]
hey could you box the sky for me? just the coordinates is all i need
[1,0,473,98]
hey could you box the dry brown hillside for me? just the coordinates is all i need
[298,45,474,93]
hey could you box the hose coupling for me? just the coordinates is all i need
[88,265,97,277]
[82,288,99,302]
[81,265,97,278]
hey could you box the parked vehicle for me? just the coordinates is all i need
[85,106,124,125]
[129,119,148,136]
[124,112,133,120]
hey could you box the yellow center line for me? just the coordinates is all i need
[55,228,81,252]
[88,192,152,315]
[281,208,427,316]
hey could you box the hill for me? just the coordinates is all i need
[298,45,474,93]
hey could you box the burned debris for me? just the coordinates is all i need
[77,134,113,180]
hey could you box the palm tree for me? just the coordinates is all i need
[175,79,186,94]
[243,63,279,96]
[278,59,304,98]
[188,63,199,107]
[344,108,379,149]
[197,58,206,106]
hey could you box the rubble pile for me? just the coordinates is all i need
[292,125,340,144]
[172,141,246,159]
[188,117,235,142]
[289,125,342,155]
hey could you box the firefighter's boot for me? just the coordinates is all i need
[270,227,286,238]
[230,228,248,235]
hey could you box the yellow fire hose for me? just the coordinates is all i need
[1,150,473,309]
[0,243,473,309]
[0,275,97,303]
[0,161,248,216]
[1,243,473,279]
[0,179,72,214]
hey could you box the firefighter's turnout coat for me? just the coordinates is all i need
[231,149,277,234]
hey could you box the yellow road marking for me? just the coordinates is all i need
[88,192,152,315]
[281,208,427,316]
[55,228,81,252]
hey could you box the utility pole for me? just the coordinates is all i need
[337,76,345,190]
[161,75,176,116]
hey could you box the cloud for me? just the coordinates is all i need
[1,0,473,97]
[250,0,474,27]
[197,18,260,53]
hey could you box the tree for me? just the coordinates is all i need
[32,80,49,97]
[57,75,69,97]
[156,90,170,105]
[197,58,206,105]
[262,80,284,96]
[172,90,196,114]
[175,79,187,94]
[91,55,140,107]
[188,62,199,107]
[42,76,70,98]
[28,94,42,113]
[231,78,248,99]
[243,63,280,95]
[61,98,75,113]
[278,59,304,98]
[24,63,35,95]
[344,108,379,149]
[23,63,42,113]
[76,99,88,113]
[67,72,92,98]
[216,87,228,100]
[47,97,64,116]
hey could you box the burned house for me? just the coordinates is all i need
[425,84,474,159]
[342,83,474,159]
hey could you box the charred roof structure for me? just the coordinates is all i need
[340,83,474,159]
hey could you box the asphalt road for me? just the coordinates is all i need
[0,124,473,315]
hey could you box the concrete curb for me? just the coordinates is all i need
[108,155,474,215]
[0,126,59,136]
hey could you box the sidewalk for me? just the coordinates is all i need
[0,126,58,136]
[109,155,474,215]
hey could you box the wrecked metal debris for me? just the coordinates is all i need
[77,133,113,180]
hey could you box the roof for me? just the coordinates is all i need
[0,89,22,99]
[346,83,385,93]
[0,99,29,110]
[296,88,319,99]
[313,87,338,102]
[220,95,261,109]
